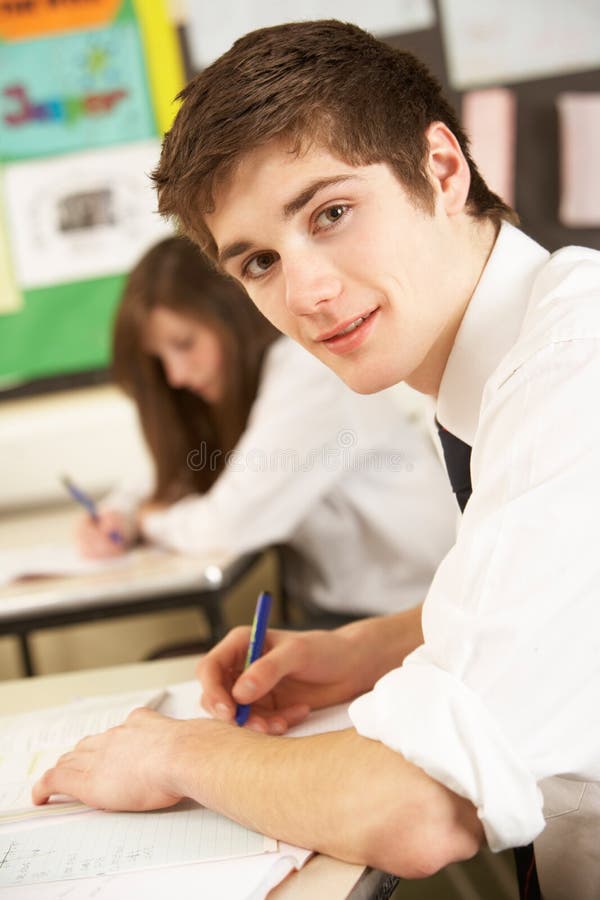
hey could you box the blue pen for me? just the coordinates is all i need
[235,591,273,726]
[61,475,124,544]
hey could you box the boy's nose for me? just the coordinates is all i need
[283,254,343,317]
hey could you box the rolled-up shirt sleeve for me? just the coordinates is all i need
[350,333,600,850]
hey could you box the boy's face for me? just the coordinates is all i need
[206,140,467,395]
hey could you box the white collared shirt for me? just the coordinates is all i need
[107,337,456,615]
[350,224,600,893]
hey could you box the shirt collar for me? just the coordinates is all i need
[436,222,549,445]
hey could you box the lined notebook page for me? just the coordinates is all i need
[0,799,276,888]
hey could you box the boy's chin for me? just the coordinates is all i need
[333,363,403,395]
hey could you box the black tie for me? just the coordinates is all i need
[436,420,542,900]
[436,422,472,513]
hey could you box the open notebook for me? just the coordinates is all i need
[0,681,352,897]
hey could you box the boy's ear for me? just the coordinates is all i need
[425,121,471,216]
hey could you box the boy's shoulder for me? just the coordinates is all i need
[493,243,600,389]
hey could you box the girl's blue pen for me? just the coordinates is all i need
[235,591,273,726]
[61,475,124,544]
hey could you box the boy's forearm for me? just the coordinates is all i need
[338,603,424,694]
[169,716,480,878]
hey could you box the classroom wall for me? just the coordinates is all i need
[0,386,151,511]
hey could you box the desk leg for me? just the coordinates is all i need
[18,632,35,678]
[203,591,227,646]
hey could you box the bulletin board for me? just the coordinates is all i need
[0,0,184,389]
[2,0,599,394]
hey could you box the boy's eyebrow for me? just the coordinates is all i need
[218,174,360,267]
[282,174,358,218]
[219,240,252,267]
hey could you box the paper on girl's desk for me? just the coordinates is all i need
[0,688,166,823]
[0,544,136,587]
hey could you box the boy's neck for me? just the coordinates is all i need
[406,217,500,398]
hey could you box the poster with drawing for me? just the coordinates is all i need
[3,141,173,290]
[0,22,155,161]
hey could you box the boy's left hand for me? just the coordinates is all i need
[32,708,194,812]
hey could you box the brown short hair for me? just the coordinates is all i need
[154,19,517,257]
[113,236,277,499]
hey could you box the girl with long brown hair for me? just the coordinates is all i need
[77,236,455,618]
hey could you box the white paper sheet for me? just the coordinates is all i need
[3,140,173,290]
[0,800,276,887]
[439,0,600,89]
[558,92,600,227]
[161,680,352,737]
[0,544,136,588]
[186,0,435,69]
[3,842,312,900]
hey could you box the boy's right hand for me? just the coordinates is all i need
[75,510,133,558]
[196,623,378,735]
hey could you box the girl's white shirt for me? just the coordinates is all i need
[103,337,456,615]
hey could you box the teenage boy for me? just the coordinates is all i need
[34,21,600,900]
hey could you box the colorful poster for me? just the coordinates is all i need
[0,0,122,40]
[3,141,173,290]
[0,21,155,161]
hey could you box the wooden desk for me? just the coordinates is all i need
[0,505,259,676]
[0,656,376,899]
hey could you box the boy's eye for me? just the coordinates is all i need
[315,204,348,228]
[244,251,278,278]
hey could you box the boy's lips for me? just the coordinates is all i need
[315,308,379,342]
[316,308,380,356]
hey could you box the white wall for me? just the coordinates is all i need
[0,385,152,512]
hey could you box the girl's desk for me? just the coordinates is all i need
[0,656,372,899]
[0,504,260,676]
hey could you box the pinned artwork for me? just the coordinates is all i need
[0,21,155,160]
[439,0,600,89]
[461,88,517,208]
[0,0,122,41]
[558,92,600,228]
[3,141,173,290]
